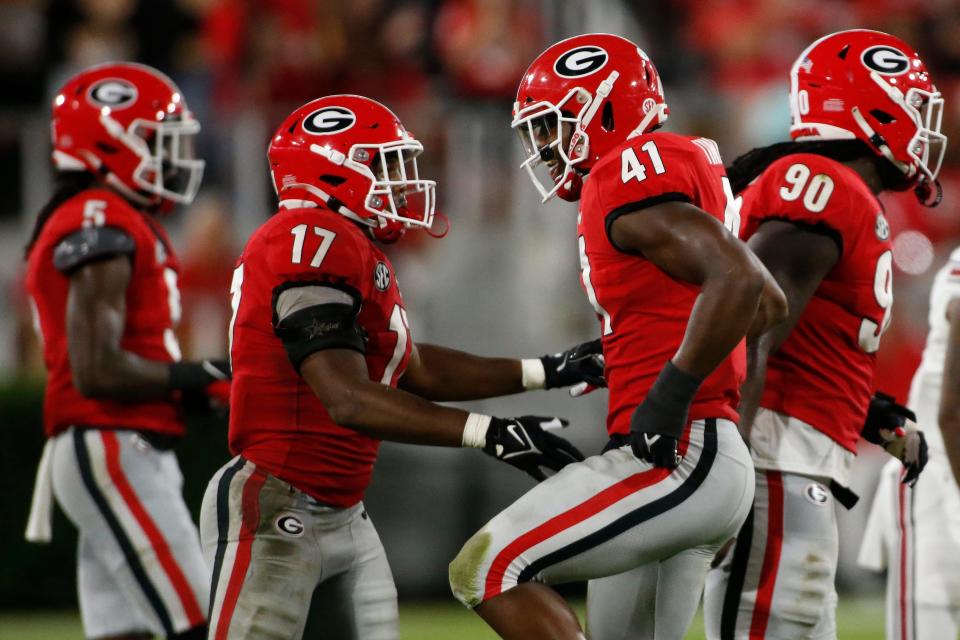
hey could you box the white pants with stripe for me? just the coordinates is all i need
[50,428,209,638]
[859,456,960,640]
[449,419,754,640]
[703,470,839,640]
[200,456,399,640]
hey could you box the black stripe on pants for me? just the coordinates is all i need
[73,429,174,636]
[207,456,248,619]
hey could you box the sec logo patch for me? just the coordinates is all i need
[875,213,890,241]
[804,482,829,506]
[374,261,391,291]
[275,514,305,538]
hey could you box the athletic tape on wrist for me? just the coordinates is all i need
[521,359,546,390]
[462,413,493,448]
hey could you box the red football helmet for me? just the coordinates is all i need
[789,29,946,190]
[512,33,668,202]
[267,95,436,243]
[51,62,204,208]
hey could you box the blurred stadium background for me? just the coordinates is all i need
[1,0,958,637]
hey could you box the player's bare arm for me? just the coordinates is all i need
[939,297,960,484]
[738,219,840,438]
[67,254,229,402]
[300,347,584,479]
[399,340,605,401]
[609,199,786,467]
[67,255,171,398]
[608,200,786,378]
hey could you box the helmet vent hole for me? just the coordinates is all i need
[288,118,301,134]
[601,101,615,132]
[837,44,850,60]
[319,174,347,186]
[870,109,896,124]
[95,142,119,154]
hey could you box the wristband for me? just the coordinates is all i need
[521,359,546,390]
[462,413,493,448]
[168,362,211,392]
[630,361,703,439]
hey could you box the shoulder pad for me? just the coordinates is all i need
[53,226,135,273]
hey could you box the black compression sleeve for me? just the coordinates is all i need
[53,226,135,273]
[274,303,367,370]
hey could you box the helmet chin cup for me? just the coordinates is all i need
[557,170,583,201]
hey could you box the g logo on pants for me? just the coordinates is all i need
[276,514,305,537]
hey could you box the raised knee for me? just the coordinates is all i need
[449,530,493,609]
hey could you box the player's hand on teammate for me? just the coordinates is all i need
[169,359,232,412]
[541,339,606,396]
[862,391,929,485]
[483,416,585,481]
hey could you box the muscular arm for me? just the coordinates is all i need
[939,298,960,485]
[738,220,840,439]
[399,343,524,401]
[66,255,172,399]
[608,201,787,378]
[301,348,470,445]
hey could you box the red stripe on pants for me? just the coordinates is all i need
[100,431,205,628]
[898,476,910,640]
[214,467,267,640]
[481,423,695,601]
[749,470,784,639]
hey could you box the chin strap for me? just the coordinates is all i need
[282,182,374,227]
[915,178,943,207]
[426,211,450,238]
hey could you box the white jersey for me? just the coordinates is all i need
[907,247,960,457]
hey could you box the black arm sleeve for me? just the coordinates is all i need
[272,283,366,370]
[53,226,136,273]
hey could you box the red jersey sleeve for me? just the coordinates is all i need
[593,133,704,217]
[262,211,374,304]
[740,153,871,255]
[48,190,149,272]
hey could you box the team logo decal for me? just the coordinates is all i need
[554,46,608,78]
[87,79,138,109]
[302,106,356,135]
[875,213,890,241]
[374,261,391,291]
[862,46,910,76]
[804,482,829,506]
[275,514,305,537]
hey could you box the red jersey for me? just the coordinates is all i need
[578,131,746,437]
[228,205,412,508]
[25,188,184,438]
[741,153,892,452]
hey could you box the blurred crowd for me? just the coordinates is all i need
[2,0,960,400]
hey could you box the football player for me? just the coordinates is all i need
[200,94,594,640]
[23,63,227,640]
[447,34,788,640]
[702,30,942,639]
[859,248,960,640]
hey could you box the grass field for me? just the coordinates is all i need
[0,597,885,639]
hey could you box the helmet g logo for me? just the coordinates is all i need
[88,79,138,109]
[554,46,608,78]
[862,46,910,75]
[303,107,356,135]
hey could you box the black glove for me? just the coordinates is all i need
[168,359,232,410]
[629,362,702,469]
[484,416,585,481]
[862,391,928,486]
[541,339,606,390]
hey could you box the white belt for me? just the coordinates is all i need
[25,438,55,543]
